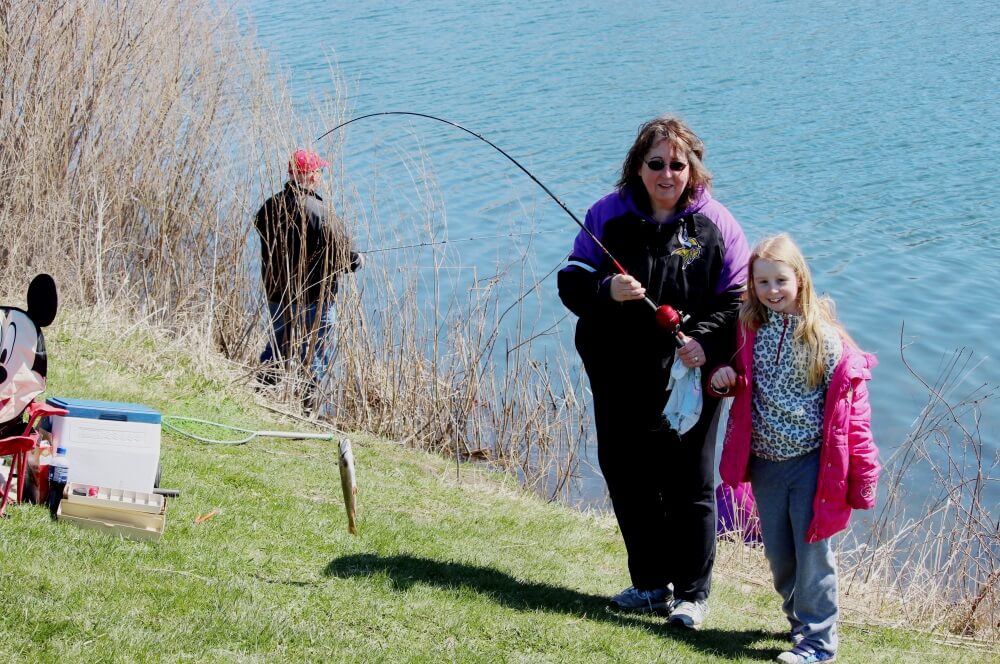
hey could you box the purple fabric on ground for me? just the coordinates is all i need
[716,482,762,544]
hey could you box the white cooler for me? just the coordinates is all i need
[43,397,161,493]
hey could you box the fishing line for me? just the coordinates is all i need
[318,111,687,337]
[360,229,563,254]
[163,416,360,536]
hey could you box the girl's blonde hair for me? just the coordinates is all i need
[739,234,856,388]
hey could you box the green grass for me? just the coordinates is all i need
[0,317,988,662]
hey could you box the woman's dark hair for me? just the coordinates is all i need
[615,115,713,212]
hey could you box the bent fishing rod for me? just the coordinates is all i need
[317,111,686,336]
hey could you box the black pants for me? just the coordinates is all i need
[594,388,719,601]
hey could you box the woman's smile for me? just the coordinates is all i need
[639,139,689,219]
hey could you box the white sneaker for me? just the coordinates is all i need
[668,599,708,630]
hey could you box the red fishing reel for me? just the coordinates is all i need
[654,304,682,333]
[650,302,689,348]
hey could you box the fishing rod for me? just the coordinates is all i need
[316,111,686,336]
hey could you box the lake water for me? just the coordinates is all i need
[242,0,999,513]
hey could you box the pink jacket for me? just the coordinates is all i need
[711,324,880,543]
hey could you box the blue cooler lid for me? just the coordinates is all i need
[44,397,162,424]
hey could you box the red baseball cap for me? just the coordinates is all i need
[288,149,330,175]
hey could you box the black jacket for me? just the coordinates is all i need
[558,185,749,417]
[255,182,361,305]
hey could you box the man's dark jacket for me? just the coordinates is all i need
[255,182,361,305]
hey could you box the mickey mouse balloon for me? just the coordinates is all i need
[0,274,57,426]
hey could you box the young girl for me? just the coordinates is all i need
[708,234,879,664]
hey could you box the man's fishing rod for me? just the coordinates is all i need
[317,111,686,336]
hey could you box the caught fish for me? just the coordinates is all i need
[339,437,358,535]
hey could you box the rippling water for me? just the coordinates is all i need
[242,0,999,510]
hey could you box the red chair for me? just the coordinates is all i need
[0,401,69,517]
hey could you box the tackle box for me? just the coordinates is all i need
[42,397,161,493]
[57,483,166,541]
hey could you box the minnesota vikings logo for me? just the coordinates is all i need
[671,224,703,269]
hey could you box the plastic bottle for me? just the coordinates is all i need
[35,441,52,504]
[48,446,69,518]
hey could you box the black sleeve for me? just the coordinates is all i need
[254,197,272,239]
[558,263,617,320]
[304,196,353,274]
[686,285,742,366]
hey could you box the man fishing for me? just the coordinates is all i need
[255,148,364,411]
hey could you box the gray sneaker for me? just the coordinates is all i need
[775,644,836,663]
[668,599,708,630]
[608,585,672,612]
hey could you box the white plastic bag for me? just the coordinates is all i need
[664,356,703,435]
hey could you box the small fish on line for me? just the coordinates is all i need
[339,437,358,535]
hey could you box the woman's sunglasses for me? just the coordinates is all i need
[645,158,687,172]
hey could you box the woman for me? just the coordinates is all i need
[558,116,749,629]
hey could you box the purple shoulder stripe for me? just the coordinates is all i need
[566,190,631,269]
[693,191,750,295]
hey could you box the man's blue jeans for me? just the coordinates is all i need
[260,301,335,386]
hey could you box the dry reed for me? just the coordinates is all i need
[0,0,589,500]
[837,331,999,639]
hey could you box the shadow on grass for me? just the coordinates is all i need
[324,553,777,661]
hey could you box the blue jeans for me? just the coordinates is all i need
[749,450,838,654]
[260,301,335,386]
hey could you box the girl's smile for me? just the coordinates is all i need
[753,258,800,315]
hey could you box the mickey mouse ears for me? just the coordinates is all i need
[26,274,57,328]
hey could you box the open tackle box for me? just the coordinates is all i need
[56,482,166,541]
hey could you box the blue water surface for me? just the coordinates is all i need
[241,0,999,511]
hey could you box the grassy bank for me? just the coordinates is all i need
[0,316,990,662]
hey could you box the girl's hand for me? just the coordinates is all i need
[676,332,706,368]
[609,274,646,302]
[711,366,738,390]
